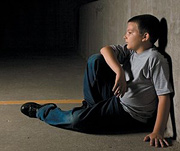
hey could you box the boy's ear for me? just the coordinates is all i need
[142,32,150,42]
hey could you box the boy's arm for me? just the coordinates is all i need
[144,94,171,148]
[100,46,127,97]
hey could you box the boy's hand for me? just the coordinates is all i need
[143,132,169,148]
[112,72,127,98]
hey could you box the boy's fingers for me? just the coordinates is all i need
[159,139,164,148]
[112,82,127,97]
[120,90,125,97]
[121,86,127,97]
[143,135,150,142]
[112,83,118,92]
[115,86,126,97]
[155,138,159,147]
[150,139,154,146]
[163,139,169,146]
[114,86,120,95]
[116,93,120,98]
[143,136,149,142]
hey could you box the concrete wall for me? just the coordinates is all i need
[78,0,180,142]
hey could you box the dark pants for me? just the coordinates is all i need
[36,54,153,133]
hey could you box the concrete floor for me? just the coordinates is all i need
[0,53,179,151]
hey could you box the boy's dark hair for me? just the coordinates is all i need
[128,14,160,44]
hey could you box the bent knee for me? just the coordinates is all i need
[87,54,104,65]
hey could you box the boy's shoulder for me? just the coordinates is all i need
[147,47,168,66]
[149,47,160,59]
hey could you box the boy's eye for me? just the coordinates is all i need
[126,31,132,35]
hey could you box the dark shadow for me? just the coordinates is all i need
[158,18,176,140]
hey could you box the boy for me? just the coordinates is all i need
[21,14,173,148]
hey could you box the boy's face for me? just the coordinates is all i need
[124,22,144,52]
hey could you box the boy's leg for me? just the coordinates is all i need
[83,54,115,106]
[36,54,126,132]
[35,54,148,132]
[36,96,140,133]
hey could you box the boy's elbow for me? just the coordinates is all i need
[100,47,106,54]
[100,46,112,54]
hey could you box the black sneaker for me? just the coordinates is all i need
[20,102,42,118]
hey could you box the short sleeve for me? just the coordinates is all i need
[151,56,173,95]
[109,44,131,64]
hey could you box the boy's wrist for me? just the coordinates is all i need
[152,129,164,135]
[115,66,124,75]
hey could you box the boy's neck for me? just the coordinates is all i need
[136,43,153,54]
